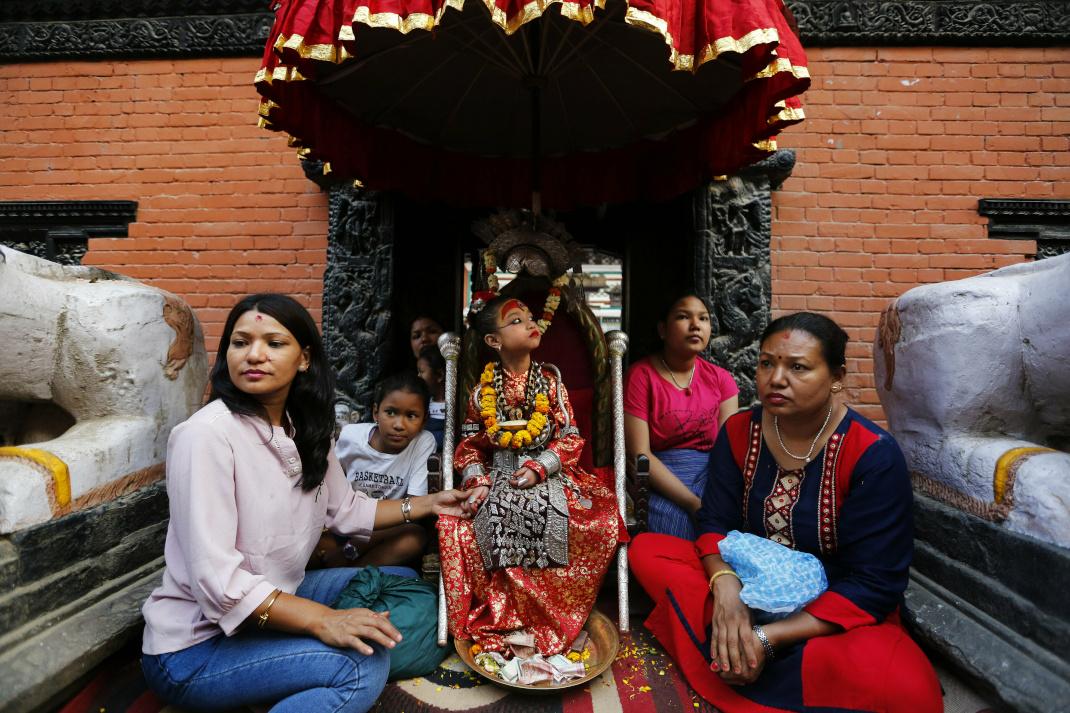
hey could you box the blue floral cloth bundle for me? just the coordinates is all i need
[718,531,828,618]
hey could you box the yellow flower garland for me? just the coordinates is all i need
[479,362,552,449]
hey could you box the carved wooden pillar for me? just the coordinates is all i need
[692,149,795,406]
[320,182,395,423]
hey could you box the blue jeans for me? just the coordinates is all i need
[142,566,416,713]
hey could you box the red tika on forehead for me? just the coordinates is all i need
[255,314,264,321]
[499,299,525,319]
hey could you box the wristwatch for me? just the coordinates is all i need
[342,540,360,561]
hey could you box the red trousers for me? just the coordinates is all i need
[630,533,942,713]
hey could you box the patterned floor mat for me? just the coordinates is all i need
[56,620,1000,713]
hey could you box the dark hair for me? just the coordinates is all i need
[374,371,431,416]
[210,294,335,492]
[468,294,519,337]
[657,292,713,325]
[409,315,444,333]
[417,344,446,374]
[760,312,848,370]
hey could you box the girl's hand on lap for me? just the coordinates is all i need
[460,486,490,515]
[509,467,538,489]
[431,489,472,518]
[314,608,402,656]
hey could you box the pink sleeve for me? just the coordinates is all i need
[624,360,652,420]
[165,420,275,636]
[324,447,378,544]
[716,365,739,401]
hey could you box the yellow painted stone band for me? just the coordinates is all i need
[0,447,72,507]
[993,447,1055,504]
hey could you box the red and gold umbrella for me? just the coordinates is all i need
[255,0,808,209]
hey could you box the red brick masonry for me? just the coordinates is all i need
[1,48,1067,419]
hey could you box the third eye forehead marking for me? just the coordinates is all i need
[255,314,263,321]
[499,299,525,319]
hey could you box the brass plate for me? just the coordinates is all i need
[454,610,620,692]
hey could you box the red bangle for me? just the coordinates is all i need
[522,460,547,482]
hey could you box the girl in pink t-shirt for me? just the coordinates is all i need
[624,294,738,539]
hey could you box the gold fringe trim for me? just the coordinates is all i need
[748,55,809,82]
[277,33,354,62]
[254,64,307,87]
[768,100,805,125]
[341,0,466,37]
[624,8,778,73]
[0,447,71,508]
[753,138,777,152]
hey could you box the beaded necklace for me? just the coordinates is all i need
[478,361,552,450]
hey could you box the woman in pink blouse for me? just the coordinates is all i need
[141,294,469,713]
[624,294,739,540]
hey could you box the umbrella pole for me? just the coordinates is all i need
[529,83,542,218]
[527,19,544,219]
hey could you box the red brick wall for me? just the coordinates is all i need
[772,46,1068,421]
[0,57,329,353]
[1,49,1066,419]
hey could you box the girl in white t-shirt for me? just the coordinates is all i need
[327,373,436,567]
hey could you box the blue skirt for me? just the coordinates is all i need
[648,448,710,541]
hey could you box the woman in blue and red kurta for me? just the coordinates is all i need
[630,312,941,713]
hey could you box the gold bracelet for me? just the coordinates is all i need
[708,569,741,594]
[256,589,282,629]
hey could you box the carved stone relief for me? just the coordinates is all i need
[787,0,1070,45]
[693,150,795,407]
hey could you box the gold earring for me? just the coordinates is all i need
[831,383,843,393]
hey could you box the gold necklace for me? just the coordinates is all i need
[659,356,695,396]
[773,404,835,464]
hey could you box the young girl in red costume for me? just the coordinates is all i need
[437,295,620,656]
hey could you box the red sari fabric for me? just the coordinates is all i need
[255,0,809,208]
[437,366,620,654]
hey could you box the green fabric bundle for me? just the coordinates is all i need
[332,567,450,680]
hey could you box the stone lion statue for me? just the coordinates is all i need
[875,252,1070,548]
[0,246,207,533]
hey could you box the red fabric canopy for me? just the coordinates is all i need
[256,0,808,208]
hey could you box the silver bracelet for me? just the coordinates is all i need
[462,463,485,480]
[752,624,775,660]
[401,496,413,524]
[534,450,563,478]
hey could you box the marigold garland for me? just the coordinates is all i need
[480,362,552,450]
